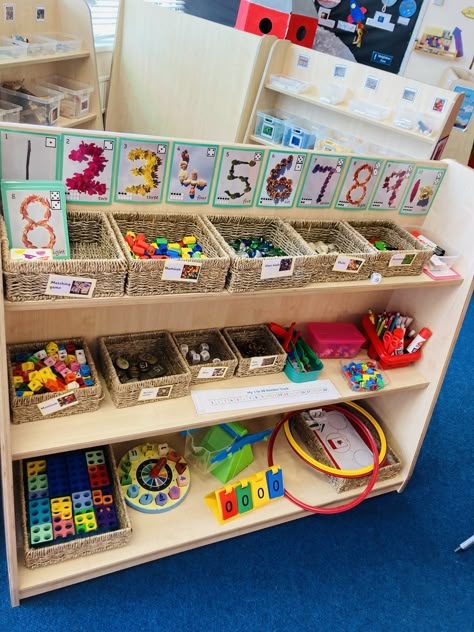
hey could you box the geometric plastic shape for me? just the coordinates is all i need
[126,484,140,499]
[52,516,75,540]
[168,486,180,501]
[155,492,168,507]
[177,474,189,487]
[88,463,110,488]
[29,522,53,545]
[139,493,153,505]
[28,498,52,525]
[85,450,105,466]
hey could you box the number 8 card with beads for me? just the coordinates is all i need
[1,180,70,259]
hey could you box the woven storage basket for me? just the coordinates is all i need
[8,337,102,424]
[0,212,127,302]
[203,215,316,293]
[172,328,238,384]
[291,407,402,492]
[109,212,229,295]
[288,219,377,283]
[222,324,287,377]
[99,330,192,408]
[20,446,132,569]
[347,220,432,277]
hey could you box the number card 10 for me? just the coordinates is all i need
[205,466,284,525]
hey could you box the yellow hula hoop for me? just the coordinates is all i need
[283,400,387,477]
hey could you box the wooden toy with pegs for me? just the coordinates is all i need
[117,442,191,513]
[205,466,284,524]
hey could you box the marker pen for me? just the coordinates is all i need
[411,231,446,257]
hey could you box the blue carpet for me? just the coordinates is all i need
[1,300,473,630]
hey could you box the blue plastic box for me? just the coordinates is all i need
[283,117,317,150]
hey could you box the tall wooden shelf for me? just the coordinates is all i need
[243,40,463,159]
[0,0,102,131]
[0,118,472,605]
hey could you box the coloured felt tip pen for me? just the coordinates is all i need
[406,327,432,353]
[455,534,474,553]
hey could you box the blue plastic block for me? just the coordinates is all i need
[29,498,51,525]
[71,490,94,514]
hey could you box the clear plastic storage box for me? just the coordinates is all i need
[37,75,93,118]
[0,36,27,59]
[41,32,82,53]
[282,116,317,149]
[348,99,391,121]
[255,109,293,144]
[0,83,63,126]
[269,74,310,94]
[9,34,57,56]
[0,99,22,122]
[305,322,366,359]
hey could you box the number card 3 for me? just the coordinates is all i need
[115,138,168,203]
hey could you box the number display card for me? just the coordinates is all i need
[213,147,264,207]
[62,134,116,204]
[399,166,446,216]
[258,150,307,207]
[115,138,169,203]
[0,129,60,182]
[167,142,218,204]
[369,161,415,211]
[297,154,347,208]
[1,180,70,259]
[335,157,383,210]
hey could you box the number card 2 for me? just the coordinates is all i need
[297,154,346,208]
[213,147,263,207]
[115,138,169,203]
[62,134,116,204]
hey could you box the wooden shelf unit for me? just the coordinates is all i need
[243,40,463,159]
[0,0,102,131]
[0,118,472,605]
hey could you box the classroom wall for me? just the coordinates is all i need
[402,1,474,85]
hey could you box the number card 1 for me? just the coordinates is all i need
[205,466,284,525]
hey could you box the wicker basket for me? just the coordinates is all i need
[7,337,102,424]
[172,328,238,384]
[108,212,230,295]
[222,324,287,377]
[203,215,316,293]
[291,407,402,492]
[1,212,127,302]
[347,220,432,277]
[99,330,192,408]
[20,445,132,569]
[288,219,377,283]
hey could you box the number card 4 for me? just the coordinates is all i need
[205,466,284,524]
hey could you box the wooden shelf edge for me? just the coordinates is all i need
[265,84,436,144]
[4,274,463,312]
[17,475,404,599]
[0,50,89,68]
[10,364,429,460]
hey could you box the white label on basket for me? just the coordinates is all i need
[389,253,416,267]
[44,274,97,298]
[37,392,79,416]
[197,366,228,379]
[260,257,294,280]
[161,261,202,283]
[332,255,365,274]
[249,355,277,370]
[138,385,173,401]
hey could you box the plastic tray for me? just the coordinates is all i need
[0,99,22,122]
[319,83,348,105]
[340,356,389,392]
[0,83,63,126]
[0,36,27,59]
[12,34,57,56]
[37,75,93,118]
[305,322,366,359]
[282,116,317,150]
[348,99,391,121]
[255,109,293,144]
[41,32,82,52]
[361,314,422,369]
[269,74,310,94]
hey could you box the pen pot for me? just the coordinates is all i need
[362,315,423,369]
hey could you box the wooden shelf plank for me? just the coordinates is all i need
[16,426,406,598]
[265,84,436,144]
[57,113,97,128]
[3,273,463,313]
[10,359,429,460]
[0,50,89,68]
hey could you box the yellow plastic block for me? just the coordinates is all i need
[28,379,43,392]
[26,460,47,477]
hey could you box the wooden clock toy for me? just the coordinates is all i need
[117,442,190,513]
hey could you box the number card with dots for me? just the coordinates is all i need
[369,161,415,211]
[257,151,307,207]
[114,138,169,203]
[399,165,446,216]
[166,142,218,205]
[205,466,284,524]
[213,147,264,207]
[23,447,122,548]
[335,157,383,210]
[297,154,347,208]
[62,134,116,204]
[0,129,60,182]
[0,180,70,259]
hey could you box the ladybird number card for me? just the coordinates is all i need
[1,180,70,259]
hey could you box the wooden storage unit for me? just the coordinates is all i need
[243,40,463,160]
[0,122,472,606]
[0,0,102,131]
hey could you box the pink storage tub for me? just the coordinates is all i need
[305,322,366,359]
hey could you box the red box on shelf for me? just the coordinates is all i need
[361,314,423,369]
